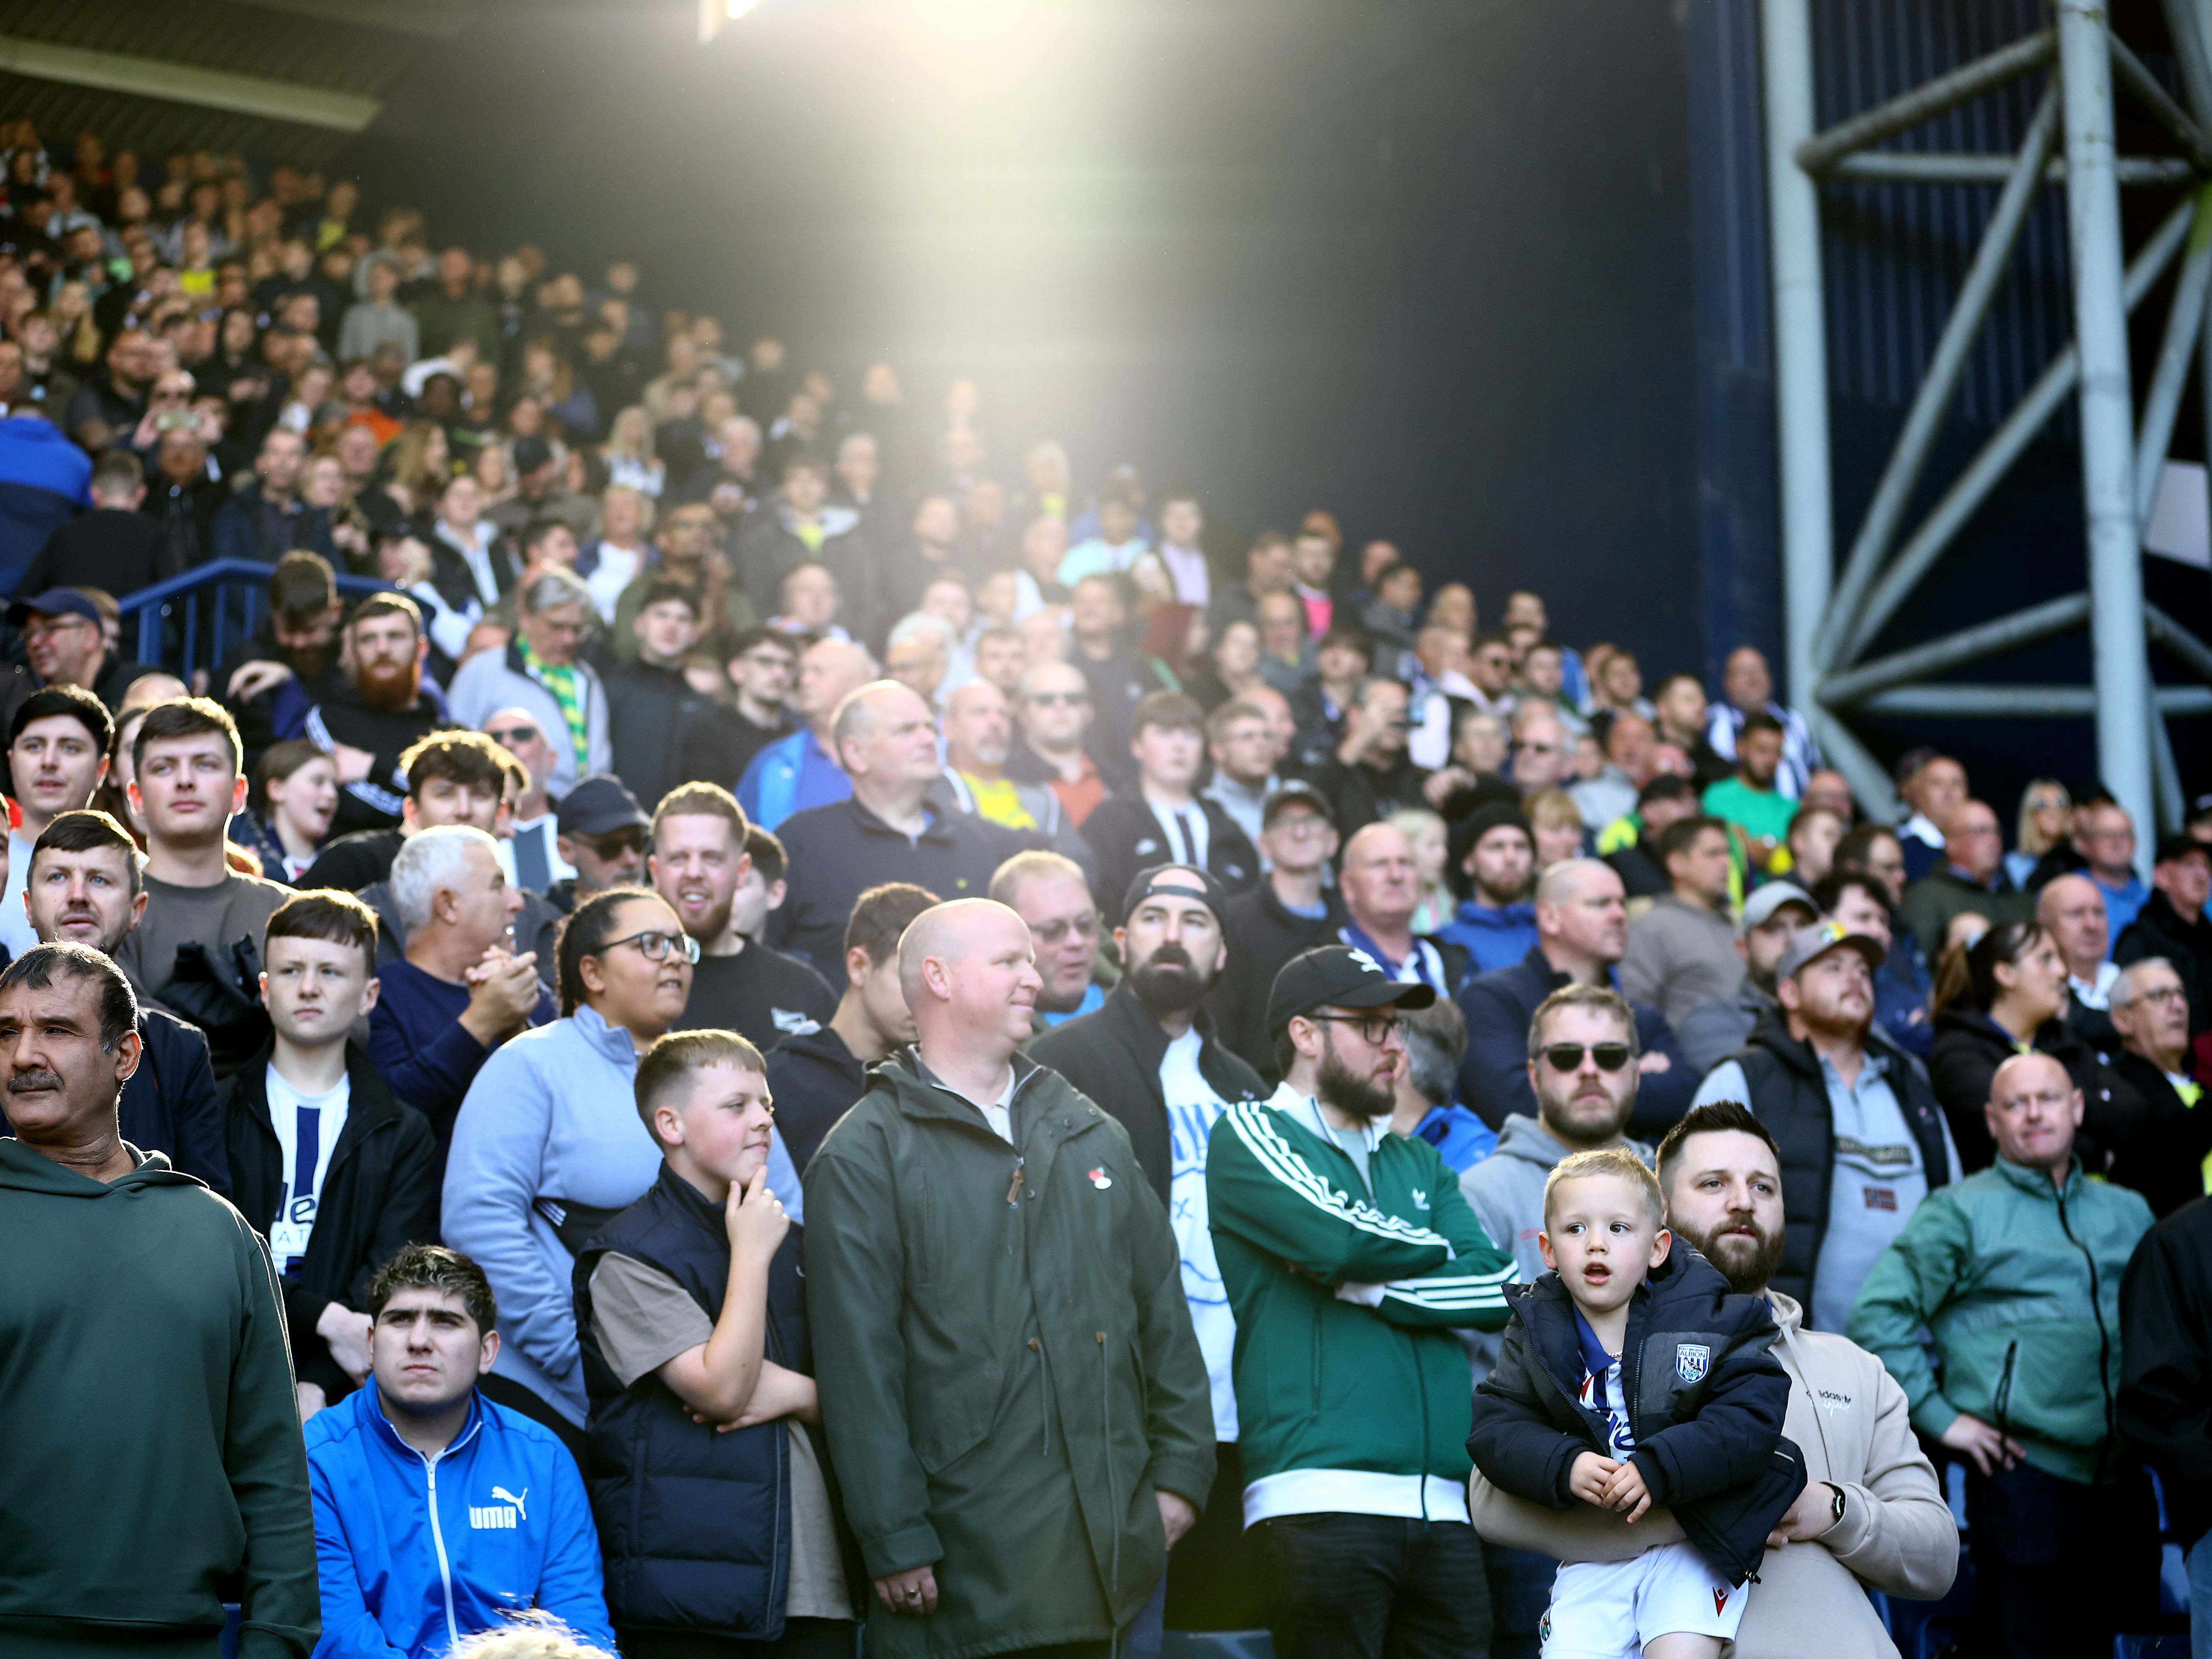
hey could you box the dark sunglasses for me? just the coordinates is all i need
[486,726,539,747]
[1541,1042,1633,1074]
[1027,691,1085,708]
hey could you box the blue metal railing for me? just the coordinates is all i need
[117,559,392,679]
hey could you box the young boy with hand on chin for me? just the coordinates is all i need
[1467,1146,1806,1659]
[574,1031,853,1658]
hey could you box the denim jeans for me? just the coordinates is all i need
[1252,1513,1491,1659]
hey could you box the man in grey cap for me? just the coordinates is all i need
[1031,864,1269,1629]
[1693,921,1961,1331]
[1675,880,1820,1073]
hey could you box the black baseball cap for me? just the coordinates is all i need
[1266,944,1437,1034]
[2156,831,2212,866]
[513,435,554,474]
[1122,864,1230,927]
[5,587,100,629]
[1260,780,1333,829]
[557,774,649,838]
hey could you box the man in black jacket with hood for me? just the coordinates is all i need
[224,891,436,1416]
[1030,863,1267,1630]
[604,577,715,815]
[2117,833,2212,1036]
[1209,782,1344,1082]
[17,808,231,1194]
[2120,1192,2212,1640]
[762,880,936,1175]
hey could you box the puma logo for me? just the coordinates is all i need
[493,1486,528,1521]
[471,1487,529,1528]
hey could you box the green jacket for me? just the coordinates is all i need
[1206,1083,1515,1520]
[1847,1154,2153,1484]
[803,1051,1214,1659]
[0,1141,317,1656]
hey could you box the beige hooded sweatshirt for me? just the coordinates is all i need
[1468,1290,1958,1657]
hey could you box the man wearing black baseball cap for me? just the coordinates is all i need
[1032,864,1269,1628]
[548,774,649,914]
[1206,944,1515,1659]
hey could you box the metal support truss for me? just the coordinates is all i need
[1765,0,2212,857]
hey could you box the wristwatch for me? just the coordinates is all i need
[1825,1481,1847,1530]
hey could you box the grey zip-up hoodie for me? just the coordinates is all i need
[1456,1114,1654,1382]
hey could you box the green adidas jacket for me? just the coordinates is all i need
[1206,1082,1515,1521]
[1847,1153,2153,1484]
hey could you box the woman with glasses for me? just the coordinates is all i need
[441,885,705,1454]
[1930,920,2140,1175]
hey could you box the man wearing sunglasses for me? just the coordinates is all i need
[1208,943,1515,1659]
[547,775,649,917]
[1693,922,1958,1334]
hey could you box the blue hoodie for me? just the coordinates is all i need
[1435,898,1539,976]
[305,1385,613,1659]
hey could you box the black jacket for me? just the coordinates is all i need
[735,510,877,635]
[53,1006,229,1197]
[304,686,449,838]
[2120,1197,2212,1548]
[1454,946,1697,1137]
[299,826,404,893]
[2109,1049,2212,1219]
[223,1042,438,1398]
[1294,753,1434,840]
[1606,835,1670,901]
[427,526,525,620]
[768,795,1026,970]
[1029,981,1265,1204]
[604,657,715,813]
[17,506,179,601]
[1079,794,1259,917]
[576,1163,842,1638]
[681,704,794,794]
[2119,891,2212,1036]
[1928,1007,2141,1173]
[1467,1247,1807,1586]
[1207,881,1346,1082]
[762,1023,868,1176]
[1726,1008,1952,1313]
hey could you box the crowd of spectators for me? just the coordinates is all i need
[8,124,2212,1659]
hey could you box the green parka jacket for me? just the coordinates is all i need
[802,1051,1216,1659]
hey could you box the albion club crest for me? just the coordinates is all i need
[1675,1343,1711,1385]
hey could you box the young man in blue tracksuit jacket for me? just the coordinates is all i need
[304,1243,614,1659]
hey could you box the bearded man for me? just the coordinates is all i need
[1466,1100,1958,1659]
[301,594,445,838]
[1032,865,1271,1627]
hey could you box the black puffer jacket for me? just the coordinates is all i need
[1468,1245,1806,1585]
[1929,1007,2141,1173]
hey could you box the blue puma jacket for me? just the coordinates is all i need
[304,1384,614,1658]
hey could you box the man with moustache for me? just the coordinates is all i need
[1208,944,1515,1659]
[12,809,228,1194]
[0,942,318,1655]
[1468,1101,1958,1658]
[1031,865,1269,1630]
[300,594,445,839]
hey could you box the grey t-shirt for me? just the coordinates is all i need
[114,869,290,1003]
[588,1252,851,1620]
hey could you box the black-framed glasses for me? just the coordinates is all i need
[601,929,700,965]
[1308,1012,1403,1046]
[1541,1042,1633,1074]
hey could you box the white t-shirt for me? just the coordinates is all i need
[1160,1029,1238,1441]
[266,1065,351,1272]
[587,543,644,624]
[0,829,35,958]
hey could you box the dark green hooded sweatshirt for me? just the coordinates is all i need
[0,1140,318,1657]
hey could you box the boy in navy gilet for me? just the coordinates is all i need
[1468,1147,1806,1658]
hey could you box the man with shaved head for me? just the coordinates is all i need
[1454,856,1697,1136]
[1851,1050,2156,1658]
[1336,820,1465,996]
[939,677,1096,879]
[770,681,1026,969]
[737,635,876,831]
[805,898,1215,1659]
